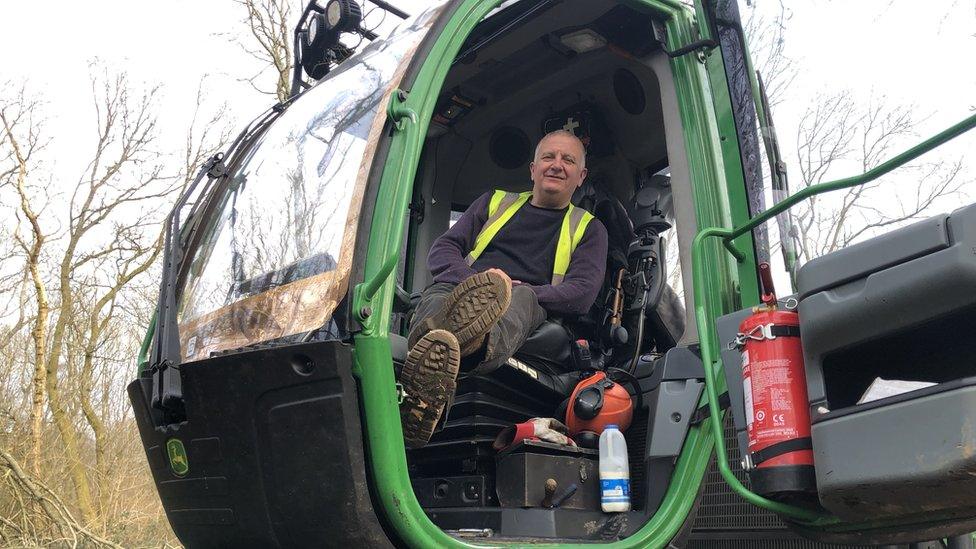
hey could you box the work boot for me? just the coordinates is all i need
[399,329,461,449]
[408,271,513,357]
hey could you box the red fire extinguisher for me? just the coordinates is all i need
[734,263,817,504]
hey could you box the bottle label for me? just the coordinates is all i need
[600,477,630,503]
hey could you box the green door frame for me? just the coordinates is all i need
[351,0,749,547]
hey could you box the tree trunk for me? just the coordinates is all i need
[80,342,108,525]
[45,364,98,526]
[3,109,49,477]
[28,267,48,478]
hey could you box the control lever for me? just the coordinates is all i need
[541,479,579,509]
[604,269,629,346]
[541,478,557,508]
[548,483,579,509]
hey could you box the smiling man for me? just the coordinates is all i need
[398,130,609,448]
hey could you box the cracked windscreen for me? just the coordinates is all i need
[176,3,447,362]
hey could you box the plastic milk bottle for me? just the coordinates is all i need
[599,424,631,512]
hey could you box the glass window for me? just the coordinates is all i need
[176,3,448,362]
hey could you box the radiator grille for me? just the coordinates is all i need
[687,416,871,548]
[692,415,785,530]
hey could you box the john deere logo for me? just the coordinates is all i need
[166,438,189,477]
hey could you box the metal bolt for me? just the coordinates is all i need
[360,306,372,319]
[464,481,480,501]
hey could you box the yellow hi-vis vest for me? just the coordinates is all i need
[465,190,594,286]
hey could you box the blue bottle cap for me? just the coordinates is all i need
[605,424,618,430]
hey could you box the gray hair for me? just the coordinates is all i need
[534,129,587,169]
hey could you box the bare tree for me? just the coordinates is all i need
[789,94,966,263]
[234,0,296,103]
[743,0,796,107]
[19,68,170,526]
[0,86,50,478]
[742,4,967,268]
[0,448,123,548]
[1,67,227,540]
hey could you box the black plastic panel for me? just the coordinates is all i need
[129,341,394,548]
[797,202,976,532]
[797,213,950,300]
[799,203,976,409]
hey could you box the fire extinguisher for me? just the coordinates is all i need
[733,263,817,505]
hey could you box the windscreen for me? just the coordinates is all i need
[176,3,446,362]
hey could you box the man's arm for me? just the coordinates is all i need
[528,219,608,316]
[427,192,493,285]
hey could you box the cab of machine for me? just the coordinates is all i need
[130,1,976,547]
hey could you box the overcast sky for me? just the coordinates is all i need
[763,0,974,173]
[2,0,974,227]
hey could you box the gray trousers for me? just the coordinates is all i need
[408,282,547,375]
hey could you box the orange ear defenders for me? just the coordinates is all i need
[564,368,643,448]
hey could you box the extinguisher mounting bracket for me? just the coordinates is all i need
[730,323,801,350]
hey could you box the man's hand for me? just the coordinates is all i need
[485,268,513,286]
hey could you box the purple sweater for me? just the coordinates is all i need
[427,191,608,316]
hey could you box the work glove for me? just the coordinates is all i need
[493,417,578,451]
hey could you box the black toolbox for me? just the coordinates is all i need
[495,440,600,511]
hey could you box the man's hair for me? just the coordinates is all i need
[534,129,587,169]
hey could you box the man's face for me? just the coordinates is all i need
[529,133,588,207]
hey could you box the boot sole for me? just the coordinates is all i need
[437,271,512,356]
[399,329,461,449]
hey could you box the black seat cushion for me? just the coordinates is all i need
[513,320,576,376]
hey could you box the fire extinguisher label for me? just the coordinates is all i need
[742,351,755,427]
[750,358,799,443]
[743,376,754,427]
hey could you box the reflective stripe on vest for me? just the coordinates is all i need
[465,189,594,286]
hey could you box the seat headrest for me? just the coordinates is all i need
[574,179,634,255]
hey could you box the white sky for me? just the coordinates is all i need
[765,0,975,171]
[0,0,422,181]
[2,0,974,243]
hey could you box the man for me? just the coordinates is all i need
[399,130,609,448]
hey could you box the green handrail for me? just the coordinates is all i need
[692,112,976,523]
[722,113,976,260]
